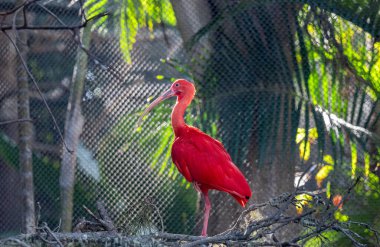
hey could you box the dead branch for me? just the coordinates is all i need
[1,237,31,247]
[1,178,377,247]
[36,223,64,247]
[95,201,117,233]
[80,202,117,233]
[74,201,117,234]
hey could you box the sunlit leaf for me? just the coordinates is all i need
[334,210,349,222]
[323,154,334,165]
[351,142,357,178]
[296,128,306,144]
[326,181,331,199]
[85,0,107,18]
[308,127,318,141]
[156,75,165,80]
[85,0,177,64]
[295,193,313,215]
[299,140,311,161]
[315,165,334,188]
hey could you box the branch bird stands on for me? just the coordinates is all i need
[137,79,252,236]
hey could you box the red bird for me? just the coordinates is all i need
[138,79,252,236]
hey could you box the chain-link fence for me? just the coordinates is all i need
[0,0,379,245]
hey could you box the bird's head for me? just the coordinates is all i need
[170,79,196,99]
[137,79,195,127]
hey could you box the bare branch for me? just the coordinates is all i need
[0,118,33,125]
[36,223,64,247]
[1,181,376,247]
[2,238,31,247]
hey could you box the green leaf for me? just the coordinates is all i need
[85,0,107,18]
[351,142,357,178]
[308,127,318,141]
[323,155,334,165]
[315,165,334,188]
[296,128,306,144]
[86,0,176,64]
[365,152,370,178]
[326,181,331,199]
[156,75,165,80]
[334,211,349,222]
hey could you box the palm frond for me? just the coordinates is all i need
[84,0,176,63]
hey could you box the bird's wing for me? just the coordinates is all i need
[171,127,251,200]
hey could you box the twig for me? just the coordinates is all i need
[2,238,31,247]
[0,118,33,125]
[153,232,203,241]
[96,201,117,233]
[82,204,117,233]
[37,223,64,247]
[73,218,103,232]
[334,226,366,247]
[144,198,165,232]
[82,205,100,222]
[343,221,380,244]
[53,219,62,232]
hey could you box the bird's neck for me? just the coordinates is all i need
[171,95,192,137]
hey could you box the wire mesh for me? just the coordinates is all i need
[0,0,379,245]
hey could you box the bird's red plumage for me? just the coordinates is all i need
[171,126,252,206]
[139,79,252,235]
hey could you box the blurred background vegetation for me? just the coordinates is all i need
[0,0,379,245]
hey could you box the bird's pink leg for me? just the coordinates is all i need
[201,191,211,236]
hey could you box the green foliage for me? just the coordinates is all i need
[0,134,97,227]
[80,0,380,238]
[98,102,197,232]
[84,0,176,63]
[181,0,380,242]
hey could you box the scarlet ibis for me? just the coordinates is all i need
[138,79,252,236]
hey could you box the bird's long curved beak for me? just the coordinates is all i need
[137,88,175,128]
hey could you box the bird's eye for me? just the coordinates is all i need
[175,83,179,87]
[245,196,250,200]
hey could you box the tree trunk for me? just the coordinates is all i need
[173,0,300,237]
[15,1,36,234]
[170,0,211,44]
[59,25,91,232]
